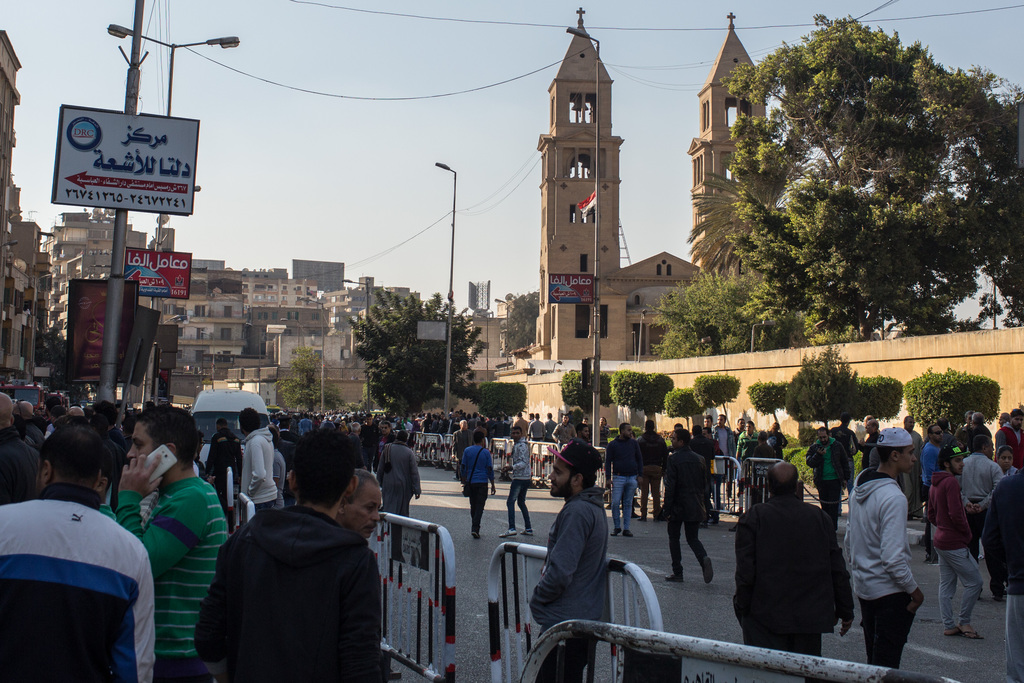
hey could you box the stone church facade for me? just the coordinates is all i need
[530,13,701,362]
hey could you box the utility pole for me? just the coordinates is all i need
[97,0,145,403]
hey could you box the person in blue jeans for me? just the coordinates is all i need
[605,424,644,537]
[500,425,533,538]
[461,430,495,539]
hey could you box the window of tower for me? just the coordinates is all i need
[580,254,588,273]
[575,305,590,338]
[569,204,577,223]
[568,152,591,179]
[725,97,739,127]
[656,264,662,275]
[568,92,596,124]
[701,100,710,131]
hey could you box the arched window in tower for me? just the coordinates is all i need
[666,264,672,276]
[634,295,641,305]
[656,264,662,276]
[568,152,591,179]
[568,92,596,124]
[701,100,710,132]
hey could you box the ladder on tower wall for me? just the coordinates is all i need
[619,223,632,266]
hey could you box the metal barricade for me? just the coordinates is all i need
[487,542,663,683]
[235,491,255,528]
[416,433,447,468]
[442,434,455,470]
[521,620,959,683]
[713,455,741,514]
[490,438,514,480]
[739,457,781,514]
[528,441,552,488]
[376,512,457,683]
[225,468,236,533]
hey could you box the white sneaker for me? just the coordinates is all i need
[522,529,534,536]
[499,529,518,538]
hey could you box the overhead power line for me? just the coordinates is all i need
[184,47,561,101]
[288,0,1024,32]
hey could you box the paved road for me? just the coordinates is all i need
[393,466,1003,682]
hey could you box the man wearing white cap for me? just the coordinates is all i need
[845,427,924,669]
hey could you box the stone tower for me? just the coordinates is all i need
[687,14,765,267]
[533,10,624,361]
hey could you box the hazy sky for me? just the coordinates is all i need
[5,1,1022,311]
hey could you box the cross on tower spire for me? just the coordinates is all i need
[727,12,736,29]
[576,7,586,28]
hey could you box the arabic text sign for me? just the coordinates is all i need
[548,273,594,304]
[124,248,193,299]
[52,105,200,216]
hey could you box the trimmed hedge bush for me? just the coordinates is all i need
[853,376,903,421]
[785,347,858,425]
[747,381,789,422]
[904,369,1001,427]
[611,370,675,417]
[478,382,527,416]
[664,388,702,421]
[692,374,741,413]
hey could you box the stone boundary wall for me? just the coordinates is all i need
[500,328,1024,436]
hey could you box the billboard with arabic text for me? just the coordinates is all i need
[548,273,594,304]
[52,105,200,215]
[125,248,192,299]
[66,280,139,383]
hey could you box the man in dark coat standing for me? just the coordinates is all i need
[734,462,854,657]
[0,394,36,505]
[663,427,713,584]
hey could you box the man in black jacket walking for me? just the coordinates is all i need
[0,393,36,505]
[207,418,242,517]
[734,462,854,657]
[663,428,713,583]
[195,429,382,682]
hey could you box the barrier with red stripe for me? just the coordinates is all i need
[486,541,662,683]
[376,512,457,682]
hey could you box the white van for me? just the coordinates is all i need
[193,389,269,463]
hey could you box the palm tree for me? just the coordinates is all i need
[689,171,789,275]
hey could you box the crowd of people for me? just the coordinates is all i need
[1,396,1023,682]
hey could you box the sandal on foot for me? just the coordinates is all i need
[958,627,983,639]
[943,627,963,636]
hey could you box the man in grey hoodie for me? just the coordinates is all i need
[239,407,279,512]
[845,427,924,668]
[530,440,607,683]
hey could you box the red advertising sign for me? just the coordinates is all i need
[67,280,139,382]
[124,248,192,299]
[548,273,594,304]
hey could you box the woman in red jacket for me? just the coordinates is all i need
[928,445,984,638]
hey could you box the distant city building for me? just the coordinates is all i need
[292,259,344,294]
[192,259,226,271]
[161,266,245,377]
[5,188,48,380]
[239,268,318,308]
[0,32,19,259]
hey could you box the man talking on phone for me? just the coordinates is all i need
[118,406,228,683]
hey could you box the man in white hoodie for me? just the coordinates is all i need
[845,427,924,669]
[239,407,279,512]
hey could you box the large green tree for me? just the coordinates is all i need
[276,346,342,411]
[724,16,1023,340]
[352,291,482,414]
[500,291,539,352]
[654,273,800,358]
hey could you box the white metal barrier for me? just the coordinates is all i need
[224,468,236,532]
[235,491,255,528]
[414,433,448,468]
[486,542,662,683]
[521,620,960,683]
[376,512,457,683]
[713,455,741,514]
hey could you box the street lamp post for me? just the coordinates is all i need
[107,23,239,406]
[566,24,602,435]
[435,163,457,420]
[750,319,776,353]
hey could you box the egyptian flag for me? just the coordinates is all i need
[577,191,596,214]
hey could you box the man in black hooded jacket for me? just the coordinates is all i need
[195,429,382,682]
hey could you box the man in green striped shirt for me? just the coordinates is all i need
[119,406,228,683]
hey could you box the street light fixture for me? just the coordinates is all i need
[750,319,776,353]
[565,24,602,435]
[435,162,457,421]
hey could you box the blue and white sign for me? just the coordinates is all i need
[52,105,200,216]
